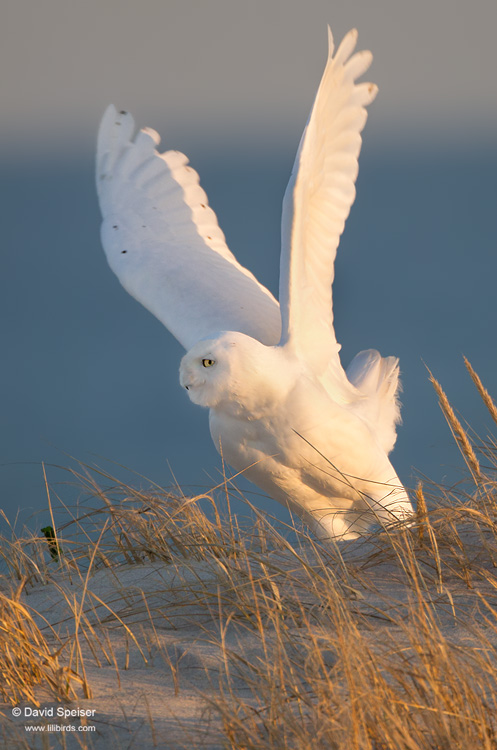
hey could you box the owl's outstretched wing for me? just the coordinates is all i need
[279,28,377,394]
[96,105,281,351]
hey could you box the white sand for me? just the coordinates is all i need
[2,528,497,749]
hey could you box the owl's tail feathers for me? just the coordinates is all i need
[346,349,401,455]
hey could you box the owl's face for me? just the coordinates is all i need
[179,331,295,414]
[179,335,230,408]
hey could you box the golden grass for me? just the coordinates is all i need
[1,360,497,748]
[0,583,84,708]
[428,367,482,480]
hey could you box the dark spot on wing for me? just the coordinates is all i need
[121,250,127,254]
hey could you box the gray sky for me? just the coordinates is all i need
[2,0,497,158]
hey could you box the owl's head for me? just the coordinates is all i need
[179,331,294,414]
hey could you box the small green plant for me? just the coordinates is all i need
[40,525,62,561]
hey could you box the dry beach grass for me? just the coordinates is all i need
[2,362,497,748]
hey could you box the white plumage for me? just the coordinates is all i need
[96,27,413,539]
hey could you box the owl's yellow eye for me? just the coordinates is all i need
[202,358,215,368]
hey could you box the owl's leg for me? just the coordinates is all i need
[305,505,370,541]
[363,480,413,524]
[305,482,413,541]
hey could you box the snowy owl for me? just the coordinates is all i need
[96,28,413,540]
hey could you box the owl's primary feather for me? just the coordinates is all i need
[97,27,413,539]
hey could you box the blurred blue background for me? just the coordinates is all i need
[1,0,496,529]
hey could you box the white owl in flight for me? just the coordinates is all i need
[96,28,413,540]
